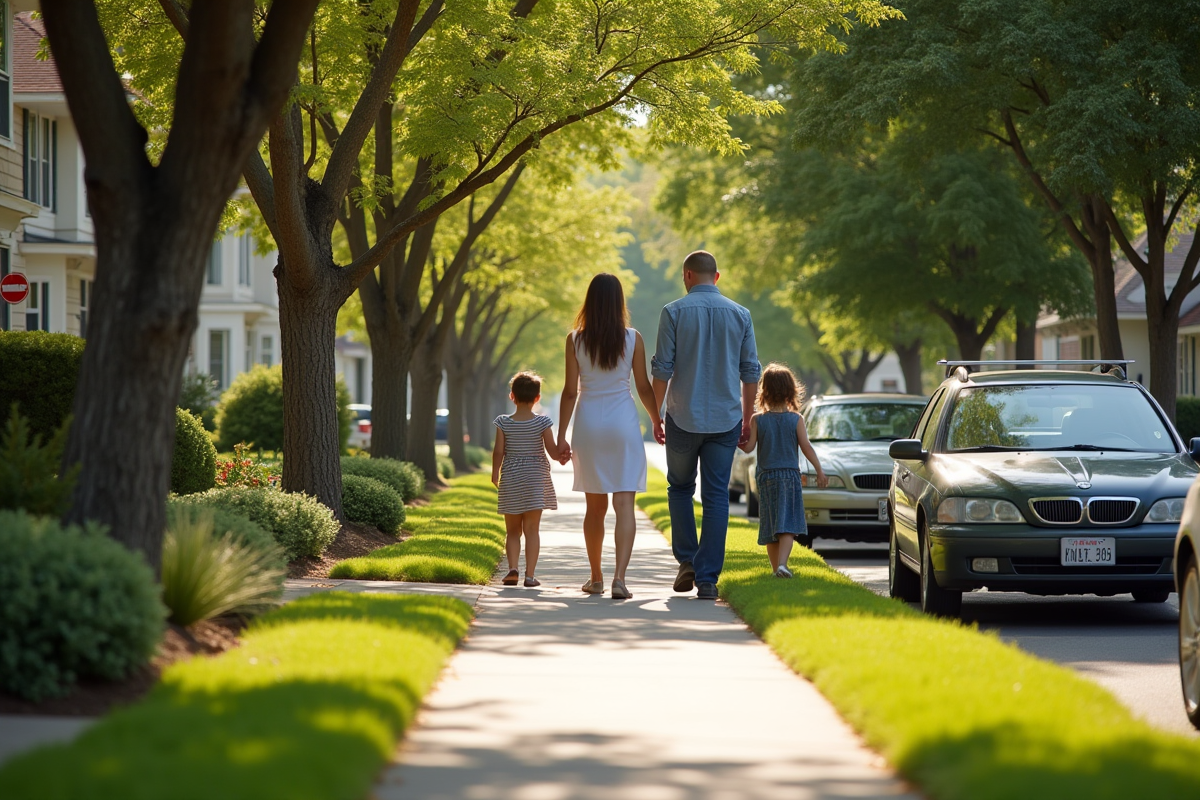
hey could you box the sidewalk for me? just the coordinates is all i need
[375,463,917,799]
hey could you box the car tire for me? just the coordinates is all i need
[919,526,962,618]
[889,517,919,602]
[1131,590,1171,604]
[747,490,759,518]
[729,487,742,503]
[1180,556,1200,730]
[796,532,814,549]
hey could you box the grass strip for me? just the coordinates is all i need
[330,472,504,583]
[637,470,1200,800]
[0,592,472,800]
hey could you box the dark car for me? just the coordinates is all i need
[887,360,1198,619]
[1175,478,1200,729]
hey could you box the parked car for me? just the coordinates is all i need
[348,403,372,450]
[1176,477,1200,729]
[888,360,1198,619]
[729,449,753,504]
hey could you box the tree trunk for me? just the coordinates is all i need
[365,325,413,461]
[277,260,344,517]
[408,339,446,484]
[1014,320,1036,364]
[1081,196,1124,360]
[446,329,471,472]
[894,339,922,394]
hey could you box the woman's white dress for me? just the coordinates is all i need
[570,327,648,493]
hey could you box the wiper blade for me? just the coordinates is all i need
[1050,444,1137,452]
[951,445,1025,452]
[810,437,850,442]
[870,435,901,441]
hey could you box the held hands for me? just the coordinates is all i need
[739,420,752,447]
[653,419,666,445]
[555,439,572,465]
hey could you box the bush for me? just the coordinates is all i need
[0,510,165,701]
[160,508,285,627]
[179,373,219,432]
[0,407,77,516]
[463,444,489,469]
[437,454,455,480]
[190,486,339,560]
[342,474,405,534]
[166,498,285,570]
[341,456,424,502]
[215,364,353,453]
[1177,397,1200,443]
[171,407,217,495]
[215,442,277,489]
[0,331,84,442]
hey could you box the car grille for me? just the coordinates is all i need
[1030,498,1083,524]
[1087,498,1138,524]
[853,473,891,491]
[828,509,883,522]
[1009,556,1167,576]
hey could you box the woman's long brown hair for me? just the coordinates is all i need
[574,273,629,370]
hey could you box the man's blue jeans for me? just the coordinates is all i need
[665,414,741,586]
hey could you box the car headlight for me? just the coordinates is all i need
[1146,498,1186,523]
[937,497,1024,524]
[801,474,845,488]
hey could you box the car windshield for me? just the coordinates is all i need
[944,384,1173,453]
[807,402,925,442]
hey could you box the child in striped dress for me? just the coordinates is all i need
[491,371,561,587]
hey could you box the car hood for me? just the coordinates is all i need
[929,451,1198,501]
[808,441,895,476]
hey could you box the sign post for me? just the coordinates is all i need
[1,272,29,304]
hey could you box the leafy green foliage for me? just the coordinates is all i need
[0,510,165,702]
[436,454,455,480]
[0,331,84,442]
[1177,397,1200,443]
[0,592,472,799]
[216,365,352,453]
[179,373,219,431]
[216,442,277,489]
[171,407,217,495]
[341,474,405,534]
[160,508,285,627]
[165,498,286,571]
[188,486,339,560]
[340,456,424,502]
[463,444,489,469]
[638,471,1200,799]
[332,473,504,583]
[0,406,77,516]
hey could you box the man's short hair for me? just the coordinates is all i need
[683,250,718,275]
[510,371,542,403]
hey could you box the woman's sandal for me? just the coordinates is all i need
[502,569,520,586]
[524,576,541,587]
[581,578,604,594]
[611,579,632,600]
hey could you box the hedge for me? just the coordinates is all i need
[183,486,339,560]
[215,364,352,453]
[340,456,424,502]
[171,408,217,495]
[341,474,405,534]
[0,331,84,442]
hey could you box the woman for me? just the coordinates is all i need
[558,273,661,599]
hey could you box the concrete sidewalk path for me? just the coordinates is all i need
[376,464,917,800]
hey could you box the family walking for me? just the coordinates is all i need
[490,250,825,597]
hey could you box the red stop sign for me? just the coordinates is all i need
[1,272,29,304]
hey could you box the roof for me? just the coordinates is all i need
[1107,231,1200,317]
[12,12,63,95]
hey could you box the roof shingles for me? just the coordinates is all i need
[12,12,63,95]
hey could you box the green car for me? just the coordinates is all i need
[888,361,1199,619]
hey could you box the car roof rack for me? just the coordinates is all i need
[938,359,1134,381]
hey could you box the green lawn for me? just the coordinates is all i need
[0,592,472,800]
[330,473,504,583]
[638,470,1200,800]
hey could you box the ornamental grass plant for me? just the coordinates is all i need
[0,406,77,516]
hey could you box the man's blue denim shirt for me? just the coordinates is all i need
[651,284,761,434]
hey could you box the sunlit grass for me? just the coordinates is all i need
[330,473,504,583]
[0,592,472,800]
[638,470,1200,800]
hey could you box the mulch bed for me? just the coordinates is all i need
[286,521,404,579]
[0,617,246,718]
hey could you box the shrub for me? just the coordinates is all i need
[463,444,489,469]
[171,407,217,495]
[215,442,277,488]
[190,486,339,560]
[342,474,405,534]
[437,454,455,480]
[1177,397,1200,443]
[215,364,353,453]
[341,456,424,502]
[166,498,285,570]
[179,373,219,432]
[0,331,84,442]
[0,406,77,516]
[160,508,285,627]
[0,510,165,701]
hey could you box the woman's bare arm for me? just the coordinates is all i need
[631,331,662,433]
[557,333,581,460]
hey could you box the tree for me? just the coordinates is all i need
[45,1,318,569]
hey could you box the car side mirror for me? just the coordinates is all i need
[889,438,927,461]
[1190,437,1200,462]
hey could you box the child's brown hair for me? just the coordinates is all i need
[756,362,804,412]
[510,371,542,404]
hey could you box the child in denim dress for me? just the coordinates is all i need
[739,363,827,578]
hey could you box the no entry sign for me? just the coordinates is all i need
[1,272,28,304]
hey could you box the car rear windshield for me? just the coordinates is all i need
[944,384,1173,452]
[807,403,925,442]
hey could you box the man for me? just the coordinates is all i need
[652,250,760,599]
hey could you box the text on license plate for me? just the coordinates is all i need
[877,499,889,522]
[1060,537,1115,567]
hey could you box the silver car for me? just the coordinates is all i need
[747,394,926,544]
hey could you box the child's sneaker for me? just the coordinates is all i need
[774,565,793,579]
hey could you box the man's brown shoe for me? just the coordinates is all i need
[673,562,695,593]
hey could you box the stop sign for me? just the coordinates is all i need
[1,272,28,304]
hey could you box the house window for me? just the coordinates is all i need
[0,4,11,141]
[244,329,254,372]
[23,110,56,209]
[206,245,222,285]
[25,279,49,331]
[0,247,8,331]
[1080,334,1095,361]
[79,277,90,337]
[238,235,252,286]
[208,329,229,389]
[260,335,273,367]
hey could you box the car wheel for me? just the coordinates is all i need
[919,526,962,618]
[1131,590,1171,604]
[747,489,759,518]
[1181,556,1200,730]
[796,532,814,549]
[729,487,742,503]
[889,517,919,602]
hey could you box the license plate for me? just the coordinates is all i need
[878,499,889,522]
[1060,537,1115,566]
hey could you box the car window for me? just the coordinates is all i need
[944,384,1173,452]
[919,389,949,451]
[806,403,925,442]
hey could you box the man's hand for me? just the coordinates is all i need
[739,420,751,447]
[653,419,666,445]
